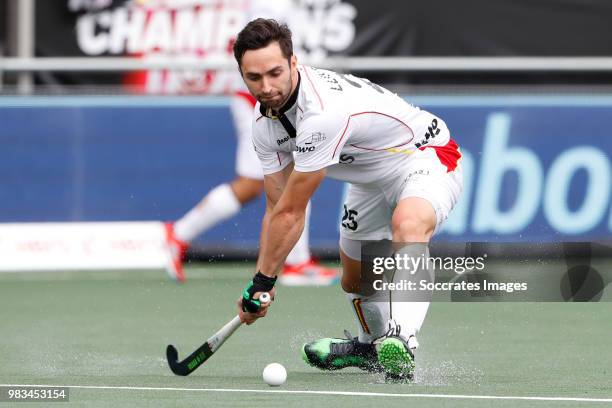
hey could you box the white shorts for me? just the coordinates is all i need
[339,148,463,245]
[230,95,264,180]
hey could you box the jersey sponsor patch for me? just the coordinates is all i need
[415,118,441,148]
[303,132,326,145]
[295,145,316,153]
[277,135,291,146]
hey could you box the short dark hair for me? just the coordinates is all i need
[233,18,293,68]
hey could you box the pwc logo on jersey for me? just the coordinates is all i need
[295,145,316,153]
[295,132,326,153]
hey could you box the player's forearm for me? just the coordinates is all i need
[255,207,272,273]
[260,208,305,277]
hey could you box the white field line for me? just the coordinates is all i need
[1,384,611,403]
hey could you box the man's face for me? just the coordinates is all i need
[240,42,297,111]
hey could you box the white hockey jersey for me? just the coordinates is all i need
[252,65,461,184]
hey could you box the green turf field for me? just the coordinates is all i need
[1,264,611,407]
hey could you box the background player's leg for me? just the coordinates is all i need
[281,203,339,286]
[164,177,261,282]
[285,201,311,266]
[173,177,261,243]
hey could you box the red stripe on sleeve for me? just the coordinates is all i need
[235,91,257,107]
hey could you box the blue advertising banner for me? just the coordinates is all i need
[424,98,611,242]
[0,96,610,249]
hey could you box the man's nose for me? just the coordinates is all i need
[261,77,273,94]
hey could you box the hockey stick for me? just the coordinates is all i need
[166,292,270,376]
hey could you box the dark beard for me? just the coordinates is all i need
[258,71,291,113]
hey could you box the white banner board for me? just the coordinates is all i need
[0,222,170,271]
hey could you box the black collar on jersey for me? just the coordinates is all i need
[259,72,301,139]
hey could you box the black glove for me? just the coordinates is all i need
[241,271,277,313]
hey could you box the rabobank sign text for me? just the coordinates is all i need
[427,102,612,240]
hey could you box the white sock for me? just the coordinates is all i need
[388,244,432,342]
[173,184,241,243]
[285,201,311,265]
[346,244,432,346]
[346,292,390,343]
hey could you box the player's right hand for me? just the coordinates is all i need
[237,288,275,325]
[239,271,277,324]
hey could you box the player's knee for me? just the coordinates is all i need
[341,261,362,293]
[340,248,362,294]
[392,214,435,243]
[244,182,264,201]
[341,271,379,297]
[341,274,360,294]
[231,178,264,203]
